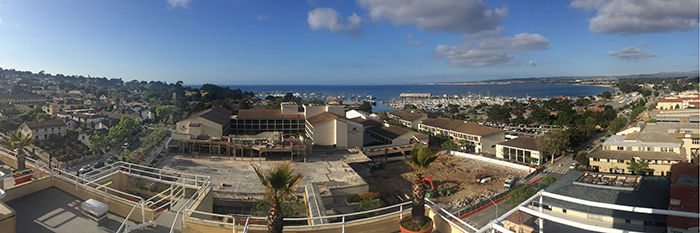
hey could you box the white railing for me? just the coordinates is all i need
[116,199,144,233]
[169,179,211,233]
[476,190,700,233]
[227,201,413,230]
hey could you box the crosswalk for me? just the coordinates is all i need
[544,167,570,174]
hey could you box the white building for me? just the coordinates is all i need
[496,136,544,165]
[18,119,67,140]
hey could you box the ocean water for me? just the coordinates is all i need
[198,84,614,112]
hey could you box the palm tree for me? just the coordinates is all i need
[252,163,304,233]
[4,131,36,172]
[397,145,439,230]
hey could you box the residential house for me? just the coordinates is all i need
[588,132,686,175]
[17,119,67,140]
[419,117,505,154]
[496,136,545,165]
[78,128,109,147]
[388,109,428,129]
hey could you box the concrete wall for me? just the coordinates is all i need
[2,176,53,202]
[335,120,348,148]
[451,151,536,173]
[589,159,675,175]
[181,207,467,233]
[311,120,335,146]
[0,201,15,233]
[481,131,505,154]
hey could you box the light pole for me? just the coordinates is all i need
[482,194,498,222]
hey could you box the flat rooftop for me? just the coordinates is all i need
[162,156,368,196]
[6,187,135,233]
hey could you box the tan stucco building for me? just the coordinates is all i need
[175,107,231,139]
[588,132,686,176]
[304,105,363,149]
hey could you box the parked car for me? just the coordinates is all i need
[122,143,129,149]
[93,161,105,170]
[503,175,514,188]
[79,164,92,173]
[569,163,579,169]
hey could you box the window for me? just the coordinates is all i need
[587,214,603,220]
[625,219,631,224]
[604,145,610,150]
[606,159,610,162]
[625,146,632,151]
[669,147,674,152]
[617,159,624,163]
[562,209,567,213]
[693,138,699,145]
[638,147,644,151]
[617,146,624,150]
[593,158,600,162]
[660,147,668,152]
[647,147,653,152]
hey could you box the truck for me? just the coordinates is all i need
[503,174,514,188]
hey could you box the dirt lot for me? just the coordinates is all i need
[363,154,528,210]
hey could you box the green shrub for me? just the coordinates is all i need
[346,192,379,203]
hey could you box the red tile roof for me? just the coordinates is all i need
[667,162,699,229]
[421,117,503,136]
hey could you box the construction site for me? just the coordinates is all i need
[362,153,530,212]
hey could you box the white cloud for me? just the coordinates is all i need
[357,0,507,34]
[565,61,571,64]
[467,26,505,40]
[433,45,513,67]
[307,8,364,37]
[637,41,646,45]
[258,15,270,20]
[477,33,550,52]
[433,33,550,67]
[529,61,536,66]
[0,18,2,24]
[607,46,659,60]
[570,0,699,35]
[167,0,191,9]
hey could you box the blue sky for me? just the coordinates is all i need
[0,0,697,85]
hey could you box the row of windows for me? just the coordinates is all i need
[591,158,674,164]
[603,145,675,152]
[34,127,63,132]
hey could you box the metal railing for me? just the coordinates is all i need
[169,178,211,233]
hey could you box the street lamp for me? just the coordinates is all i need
[482,194,498,222]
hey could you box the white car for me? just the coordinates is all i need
[569,163,579,169]
[79,164,92,173]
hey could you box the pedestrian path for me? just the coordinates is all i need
[545,167,570,174]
